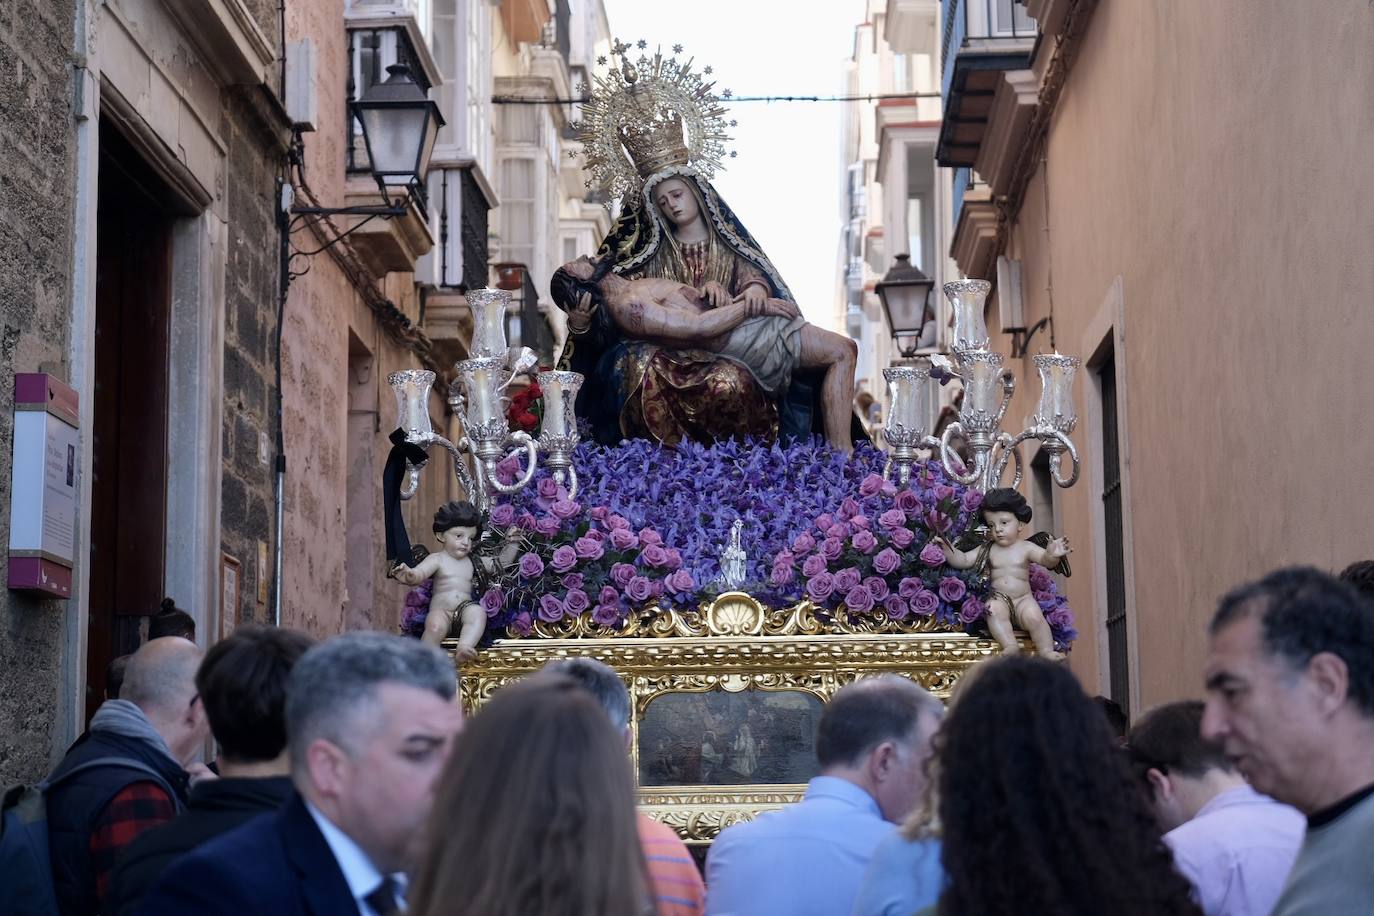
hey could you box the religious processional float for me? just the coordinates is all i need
[379,42,1085,843]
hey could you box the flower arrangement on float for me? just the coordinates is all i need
[401,438,1076,650]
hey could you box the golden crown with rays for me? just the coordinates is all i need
[575,39,737,200]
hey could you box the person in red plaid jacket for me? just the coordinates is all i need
[45,636,209,915]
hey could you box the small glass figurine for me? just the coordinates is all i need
[718,519,747,590]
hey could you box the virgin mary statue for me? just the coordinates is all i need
[556,46,854,448]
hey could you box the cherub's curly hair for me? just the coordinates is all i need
[980,487,1032,523]
[433,500,483,536]
[935,656,1201,916]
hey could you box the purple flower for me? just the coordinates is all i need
[844,585,875,613]
[536,477,561,501]
[640,544,670,568]
[561,572,585,590]
[664,548,684,571]
[489,503,516,528]
[933,484,955,503]
[864,576,890,601]
[961,489,984,512]
[806,572,836,603]
[959,596,986,624]
[833,566,862,592]
[770,563,795,586]
[550,498,581,520]
[1033,589,1055,606]
[665,569,695,594]
[625,576,653,603]
[606,513,631,530]
[564,588,590,614]
[889,527,915,549]
[609,527,639,551]
[851,530,877,554]
[598,585,620,607]
[820,537,844,562]
[509,612,533,636]
[873,548,901,576]
[858,473,885,498]
[878,508,907,531]
[582,527,606,543]
[925,508,953,534]
[537,594,565,622]
[550,545,578,574]
[894,489,921,513]
[496,454,520,486]
[898,577,923,600]
[534,515,561,537]
[610,562,637,588]
[1028,565,1053,590]
[919,542,946,568]
[1046,606,1074,629]
[792,532,817,554]
[938,576,967,603]
[850,514,871,531]
[912,588,940,616]
[515,511,537,532]
[480,586,505,617]
[884,595,910,620]
[591,604,621,627]
[839,497,861,519]
[638,528,663,547]
[590,506,609,522]
[517,552,545,579]
[774,549,795,569]
[574,536,604,561]
[826,522,851,540]
[814,513,834,533]
[650,579,665,599]
[801,553,828,578]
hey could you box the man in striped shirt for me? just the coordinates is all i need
[544,658,706,915]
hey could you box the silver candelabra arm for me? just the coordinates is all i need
[988,430,1030,492]
[482,430,540,495]
[430,435,479,503]
[560,463,580,500]
[399,461,423,501]
[1041,428,1081,488]
[938,422,983,488]
[994,369,1017,427]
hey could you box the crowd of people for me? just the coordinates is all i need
[14,562,1374,915]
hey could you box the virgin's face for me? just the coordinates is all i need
[654,178,701,230]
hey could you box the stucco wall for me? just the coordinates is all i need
[0,0,78,784]
[998,1,1374,709]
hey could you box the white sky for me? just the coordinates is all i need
[599,0,869,330]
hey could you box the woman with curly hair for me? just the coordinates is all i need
[926,656,1201,916]
[408,674,648,916]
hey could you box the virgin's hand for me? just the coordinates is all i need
[700,281,730,309]
[766,299,802,319]
[568,291,598,335]
[741,285,768,311]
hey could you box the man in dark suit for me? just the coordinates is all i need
[107,626,315,914]
[137,632,463,916]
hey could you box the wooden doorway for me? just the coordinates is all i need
[87,121,175,714]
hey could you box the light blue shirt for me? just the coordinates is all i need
[706,776,896,916]
[850,832,944,916]
[304,800,407,916]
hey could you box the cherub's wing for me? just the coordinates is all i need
[1028,531,1070,577]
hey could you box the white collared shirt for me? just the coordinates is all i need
[304,799,407,915]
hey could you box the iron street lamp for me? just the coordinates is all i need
[351,64,445,202]
[876,253,936,357]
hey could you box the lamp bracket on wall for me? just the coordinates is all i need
[1009,316,1051,359]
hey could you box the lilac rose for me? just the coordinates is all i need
[820,537,844,561]
[537,594,565,623]
[509,612,533,636]
[884,595,910,620]
[801,553,828,578]
[959,596,986,624]
[961,489,984,512]
[844,585,875,614]
[589,506,609,522]
[839,497,861,519]
[1046,607,1074,629]
[610,562,637,588]
[609,527,639,551]
[663,548,684,571]
[536,477,561,501]
[550,498,581,520]
[806,572,837,603]
[606,514,631,530]
[625,576,653,603]
[833,567,862,593]
[665,569,695,594]
[827,522,851,540]
[598,585,620,607]
[919,542,946,568]
[563,587,590,614]
[518,552,545,579]
[933,484,956,503]
[938,576,967,603]
[792,532,817,554]
[770,563,795,586]
[550,545,578,574]
[878,508,907,531]
[591,604,621,627]
[873,548,901,577]
[814,513,834,533]
[640,544,670,568]
[851,530,878,554]
[496,454,520,485]
[534,515,561,537]
[864,576,890,601]
[489,503,516,528]
[638,528,663,547]
[850,514,871,531]
[894,489,921,513]
[858,473,885,498]
[912,588,940,616]
[479,586,504,617]
[581,528,606,543]
[898,577,923,600]
[1028,565,1053,590]
[889,527,915,549]
[574,536,604,561]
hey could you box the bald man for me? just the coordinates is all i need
[46,637,209,916]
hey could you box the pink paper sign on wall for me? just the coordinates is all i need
[8,374,80,599]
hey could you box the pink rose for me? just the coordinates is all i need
[561,573,585,591]
[489,503,516,528]
[550,498,581,520]
[665,569,695,594]
[663,548,684,571]
[606,514,631,530]
[537,594,565,622]
[919,543,946,568]
[792,532,817,554]
[574,536,604,561]
[938,576,967,603]
[534,515,561,537]
[610,562,637,588]
[839,497,861,519]
[820,537,844,561]
[894,489,921,513]
[770,564,795,586]
[480,587,505,617]
[640,544,670,568]
[806,572,836,603]
[959,596,986,624]
[598,585,620,607]
[609,527,639,551]
[509,612,533,636]
[898,577,923,600]
[863,576,890,601]
[858,473,885,498]
[518,552,544,579]
[889,527,915,549]
[851,530,878,554]
[912,588,940,616]
[850,515,871,531]
[844,585,875,614]
[550,545,578,574]
[801,553,828,578]
[873,548,901,577]
[878,508,907,531]
[625,576,653,603]
[638,528,663,547]
[833,567,862,593]
[564,588,590,614]
[884,595,910,620]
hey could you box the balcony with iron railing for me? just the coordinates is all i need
[936,0,1036,167]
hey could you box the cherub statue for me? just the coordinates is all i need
[390,500,515,663]
[935,488,1070,661]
